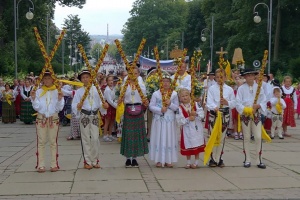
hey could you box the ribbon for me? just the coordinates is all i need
[59,79,84,87]
[115,102,125,124]
[5,93,13,105]
[39,85,57,97]
[204,111,222,165]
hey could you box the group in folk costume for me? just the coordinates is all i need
[20,79,35,124]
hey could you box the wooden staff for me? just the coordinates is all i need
[254,50,268,104]
[114,39,147,105]
[33,27,66,92]
[77,44,109,106]
[168,48,188,100]
[153,46,166,106]
[216,47,228,109]
[190,56,196,110]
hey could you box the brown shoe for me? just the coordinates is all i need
[84,164,93,169]
[50,167,59,172]
[93,164,101,168]
[37,167,46,173]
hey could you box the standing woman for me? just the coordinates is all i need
[296,83,300,119]
[1,83,17,123]
[20,79,35,124]
[118,66,149,168]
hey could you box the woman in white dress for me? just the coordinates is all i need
[149,75,179,168]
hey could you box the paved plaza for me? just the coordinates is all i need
[0,119,300,199]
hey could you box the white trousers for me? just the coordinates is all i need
[209,110,230,163]
[36,113,59,169]
[80,113,100,166]
[271,114,283,137]
[241,113,263,165]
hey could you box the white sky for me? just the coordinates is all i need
[53,0,135,35]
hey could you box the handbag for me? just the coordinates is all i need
[126,104,142,116]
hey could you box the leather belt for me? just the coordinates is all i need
[126,103,141,106]
[81,109,98,115]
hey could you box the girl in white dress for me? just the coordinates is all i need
[176,88,205,169]
[149,75,179,168]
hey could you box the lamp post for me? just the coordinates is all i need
[68,42,72,71]
[74,41,78,72]
[201,16,214,69]
[253,0,272,74]
[151,49,154,59]
[14,0,34,78]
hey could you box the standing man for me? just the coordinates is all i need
[236,68,267,169]
[31,71,65,173]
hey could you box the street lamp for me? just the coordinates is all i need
[201,16,214,70]
[68,43,72,71]
[14,0,34,78]
[253,0,272,74]
[151,49,154,59]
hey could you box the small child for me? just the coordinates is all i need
[103,75,117,142]
[281,76,297,137]
[270,87,286,139]
[176,88,205,169]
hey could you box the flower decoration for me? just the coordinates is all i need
[145,74,160,99]
[193,79,203,98]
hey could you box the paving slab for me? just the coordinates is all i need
[158,178,238,191]
[263,152,300,165]
[0,182,72,195]
[74,168,142,181]
[71,180,148,193]
[227,176,300,190]
[4,171,75,183]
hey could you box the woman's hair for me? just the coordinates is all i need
[4,83,10,88]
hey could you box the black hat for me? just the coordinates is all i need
[78,69,91,81]
[208,71,215,76]
[271,79,281,87]
[263,73,270,81]
[43,70,51,76]
[113,76,120,82]
[241,68,259,76]
[147,67,156,75]
[128,61,140,68]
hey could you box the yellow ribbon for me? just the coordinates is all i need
[59,80,84,87]
[275,101,282,114]
[115,102,125,124]
[242,107,272,142]
[237,114,242,133]
[5,93,13,105]
[204,111,222,165]
[40,85,57,97]
[98,110,103,136]
[178,71,188,81]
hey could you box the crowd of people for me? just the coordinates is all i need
[0,61,300,173]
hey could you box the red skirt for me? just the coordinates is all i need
[231,108,238,122]
[264,101,272,130]
[204,110,209,129]
[283,98,296,127]
[105,104,116,120]
[180,130,205,156]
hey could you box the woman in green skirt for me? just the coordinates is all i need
[118,66,149,168]
[1,83,16,123]
[20,79,35,124]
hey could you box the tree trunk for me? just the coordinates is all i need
[273,0,281,61]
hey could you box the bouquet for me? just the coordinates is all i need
[193,79,203,98]
[145,74,160,99]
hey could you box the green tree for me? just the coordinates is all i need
[90,43,103,60]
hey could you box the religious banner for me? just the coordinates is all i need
[139,56,188,73]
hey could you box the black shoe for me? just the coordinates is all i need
[217,159,225,168]
[147,138,150,142]
[125,159,132,168]
[257,163,266,169]
[208,159,217,167]
[270,136,275,139]
[251,135,255,141]
[244,162,251,168]
[131,159,139,168]
[279,136,284,139]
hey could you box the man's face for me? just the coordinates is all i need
[244,73,255,83]
[269,73,274,80]
[179,63,187,74]
[13,79,19,85]
[97,73,103,82]
[81,74,91,85]
[42,75,54,87]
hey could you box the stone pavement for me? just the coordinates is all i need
[0,119,300,199]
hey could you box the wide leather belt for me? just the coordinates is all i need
[81,109,98,115]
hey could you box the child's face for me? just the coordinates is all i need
[284,78,292,87]
[107,77,114,87]
[42,75,54,87]
[81,74,91,86]
[274,90,281,98]
[162,78,171,89]
[179,91,190,104]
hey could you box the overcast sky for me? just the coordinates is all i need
[53,0,135,35]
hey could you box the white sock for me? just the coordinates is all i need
[187,160,191,165]
[195,160,199,165]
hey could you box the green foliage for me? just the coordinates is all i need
[90,43,103,60]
